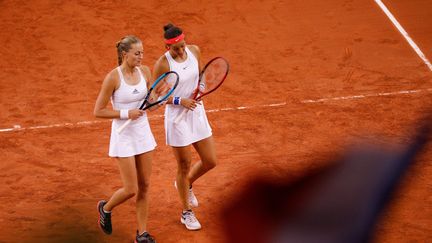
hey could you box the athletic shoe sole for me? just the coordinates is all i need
[180,217,202,231]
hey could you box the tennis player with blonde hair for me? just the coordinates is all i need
[94,35,157,243]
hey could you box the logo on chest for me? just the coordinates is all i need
[132,89,140,94]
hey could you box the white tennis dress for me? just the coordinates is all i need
[109,66,157,157]
[164,47,212,147]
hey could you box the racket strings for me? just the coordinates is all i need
[199,59,229,94]
[149,73,177,104]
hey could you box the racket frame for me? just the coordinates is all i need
[174,57,229,124]
[140,71,180,110]
[116,71,179,133]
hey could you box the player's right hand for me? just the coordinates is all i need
[129,109,145,120]
[181,98,200,111]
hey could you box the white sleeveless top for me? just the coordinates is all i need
[111,66,148,111]
[108,66,157,157]
[164,47,212,146]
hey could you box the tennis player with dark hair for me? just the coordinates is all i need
[153,23,217,230]
[94,35,157,243]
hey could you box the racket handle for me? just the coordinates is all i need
[116,119,132,134]
[174,109,188,124]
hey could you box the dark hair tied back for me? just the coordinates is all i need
[163,23,183,39]
[163,23,174,32]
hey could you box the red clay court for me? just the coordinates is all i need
[0,0,431,242]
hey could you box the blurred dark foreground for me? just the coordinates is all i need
[223,115,431,243]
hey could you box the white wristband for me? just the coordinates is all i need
[120,109,129,120]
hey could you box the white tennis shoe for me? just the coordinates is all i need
[181,210,202,230]
[174,181,199,208]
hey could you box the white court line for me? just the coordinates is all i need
[375,0,432,71]
[0,102,287,133]
[301,88,432,103]
[1,89,431,133]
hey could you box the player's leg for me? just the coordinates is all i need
[98,156,138,234]
[172,145,201,230]
[189,136,217,185]
[172,145,192,210]
[104,156,139,210]
[135,151,153,234]
[135,150,156,242]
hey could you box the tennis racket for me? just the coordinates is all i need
[117,71,179,133]
[174,57,229,123]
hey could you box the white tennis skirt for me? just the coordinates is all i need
[109,115,157,157]
[165,103,212,147]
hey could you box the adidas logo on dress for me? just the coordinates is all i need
[132,89,139,94]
